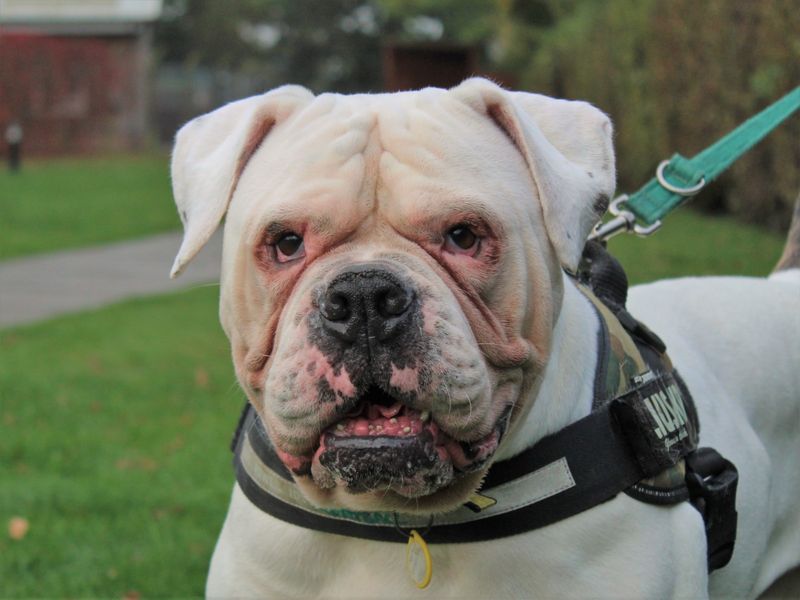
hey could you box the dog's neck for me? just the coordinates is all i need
[495,274,598,461]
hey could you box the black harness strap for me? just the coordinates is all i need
[233,399,650,544]
[232,371,727,549]
[232,374,737,568]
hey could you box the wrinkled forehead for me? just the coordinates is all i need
[229,88,534,237]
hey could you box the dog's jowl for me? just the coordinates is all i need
[169,78,800,598]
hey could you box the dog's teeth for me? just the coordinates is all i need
[336,423,345,431]
[403,426,411,434]
[420,410,430,422]
[390,417,397,424]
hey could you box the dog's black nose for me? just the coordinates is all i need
[319,268,415,344]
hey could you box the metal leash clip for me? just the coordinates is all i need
[588,195,662,242]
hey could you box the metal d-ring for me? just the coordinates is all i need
[656,160,706,196]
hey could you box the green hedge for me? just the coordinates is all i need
[516,0,800,231]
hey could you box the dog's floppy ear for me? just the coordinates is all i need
[452,78,615,271]
[169,85,314,278]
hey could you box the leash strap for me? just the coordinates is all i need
[591,86,800,240]
[630,85,800,225]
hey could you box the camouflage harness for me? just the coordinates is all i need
[231,244,739,572]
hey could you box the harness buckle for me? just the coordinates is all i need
[685,447,739,571]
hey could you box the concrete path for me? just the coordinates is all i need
[0,230,222,328]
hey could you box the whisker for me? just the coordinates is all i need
[226,377,242,396]
[444,382,454,417]
[381,476,395,500]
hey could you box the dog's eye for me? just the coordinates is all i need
[445,225,480,255]
[274,233,305,263]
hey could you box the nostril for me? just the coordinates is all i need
[377,287,413,318]
[321,291,350,322]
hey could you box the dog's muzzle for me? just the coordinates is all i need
[272,264,506,497]
[311,266,444,495]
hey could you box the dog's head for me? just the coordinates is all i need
[170,79,614,512]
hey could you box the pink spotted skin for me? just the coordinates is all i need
[389,364,419,394]
[255,251,528,502]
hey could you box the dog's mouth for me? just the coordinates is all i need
[278,387,510,499]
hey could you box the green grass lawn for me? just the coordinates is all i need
[0,286,237,597]
[608,208,786,283]
[0,156,178,260]
[0,204,788,597]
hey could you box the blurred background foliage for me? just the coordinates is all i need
[154,0,799,231]
[508,0,800,231]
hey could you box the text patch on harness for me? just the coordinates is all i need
[613,370,699,476]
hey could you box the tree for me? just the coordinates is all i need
[155,0,384,92]
[154,0,510,92]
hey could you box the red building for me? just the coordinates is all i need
[0,0,162,155]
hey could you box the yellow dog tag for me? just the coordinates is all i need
[405,529,433,589]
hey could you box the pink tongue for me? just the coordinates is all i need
[367,402,403,419]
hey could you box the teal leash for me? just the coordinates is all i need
[591,85,800,241]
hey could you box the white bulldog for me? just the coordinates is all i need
[169,78,800,598]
